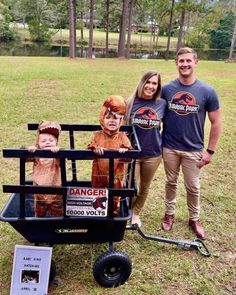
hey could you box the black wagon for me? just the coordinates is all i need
[1,123,210,288]
[1,123,143,288]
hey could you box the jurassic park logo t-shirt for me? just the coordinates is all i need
[131,97,166,157]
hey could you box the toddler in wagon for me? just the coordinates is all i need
[87,95,133,215]
[27,120,63,217]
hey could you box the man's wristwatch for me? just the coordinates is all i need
[206,148,215,155]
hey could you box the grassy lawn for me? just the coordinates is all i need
[0,56,235,295]
[18,27,178,49]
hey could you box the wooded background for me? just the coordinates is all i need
[0,0,235,59]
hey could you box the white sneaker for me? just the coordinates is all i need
[131,213,142,227]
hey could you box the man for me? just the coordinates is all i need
[161,47,221,240]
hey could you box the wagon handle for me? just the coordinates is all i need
[127,224,211,257]
[192,238,211,257]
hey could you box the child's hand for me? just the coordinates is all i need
[118,148,128,153]
[27,146,37,153]
[50,146,60,153]
[43,146,60,153]
[93,146,104,155]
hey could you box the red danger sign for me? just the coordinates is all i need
[66,187,108,217]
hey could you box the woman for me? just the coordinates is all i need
[125,71,166,227]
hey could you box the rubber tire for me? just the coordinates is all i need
[49,259,56,285]
[93,250,132,288]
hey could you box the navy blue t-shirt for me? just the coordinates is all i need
[131,97,167,157]
[162,79,220,151]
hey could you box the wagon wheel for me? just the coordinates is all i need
[49,259,56,285]
[93,250,132,288]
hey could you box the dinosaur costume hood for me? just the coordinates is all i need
[99,95,126,136]
[36,120,61,147]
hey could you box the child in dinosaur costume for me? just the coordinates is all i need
[27,120,63,217]
[87,95,133,215]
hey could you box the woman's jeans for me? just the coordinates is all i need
[133,156,162,215]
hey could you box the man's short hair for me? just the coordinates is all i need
[176,47,198,60]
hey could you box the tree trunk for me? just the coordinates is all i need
[80,11,84,57]
[126,0,135,59]
[68,0,77,59]
[165,0,175,60]
[80,11,84,41]
[105,0,110,57]
[185,11,191,45]
[139,27,143,48]
[118,0,129,58]
[88,0,94,58]
[137,5,144,49]
[176,4,186,52]
[229,21,236,60]
[155,27,159,49]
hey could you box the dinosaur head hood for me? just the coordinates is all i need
[99,95,126,136]
[36,120,61,147]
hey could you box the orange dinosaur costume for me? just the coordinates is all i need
[88,96,133,214]
[27,121,63,217]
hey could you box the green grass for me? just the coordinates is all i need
[0,57,236,295]
[18,27,178,49]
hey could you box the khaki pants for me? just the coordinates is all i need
[163,147,202,220]
[133,156,162,215]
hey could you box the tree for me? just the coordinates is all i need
[165,0,175,60]
[0,0,18,41]
[48,0,68,29]
[229,19,236,59]
[174,0,215,51]
[96,0,122,56]
[105,0,110,57]
[126,0,135,59]
[102,0,122,56]
[88,0,94,58]
[134,0,147,48]
[176,0,187,51]
[149,0,159,46]
[76,0,87,57]
[186,1,215,49]
[117,0,129,58]
[228,0,236,59]
[12,0,59,42]
[68,0,76,58]
[210,13,236,49]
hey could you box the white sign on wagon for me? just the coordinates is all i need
[66,187,108,217]
[10,245,52,295]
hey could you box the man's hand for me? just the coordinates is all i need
[197,151,212,168]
